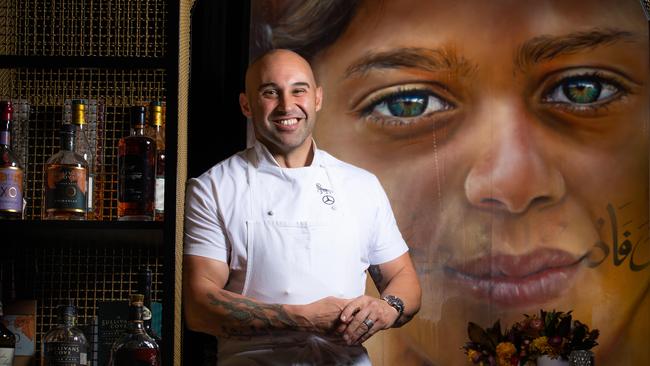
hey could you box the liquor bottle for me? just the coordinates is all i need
[70,100,96,220]
[41,303,88,366]
[137,268,161,347]
[43,124,88,220]
[0,101,25,220]
[150,102,165,222]
[0,283,16,366]
[118,106,155,221]
[109,294,161,366]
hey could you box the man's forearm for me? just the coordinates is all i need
[372,265,421,327]
[203,290,301,338]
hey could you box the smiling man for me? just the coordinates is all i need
[182,49,421,365]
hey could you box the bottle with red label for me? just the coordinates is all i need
[43,124,89,220]
[109,294,161,366]
[0,101,25,220]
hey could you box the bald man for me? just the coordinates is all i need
[183,49,421,365]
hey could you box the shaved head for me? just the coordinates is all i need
[239,48,323,166]
[244,49,318,95]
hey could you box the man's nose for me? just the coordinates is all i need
[276,92,295,114]
[464,104,565,214]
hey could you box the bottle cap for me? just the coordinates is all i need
[57,304,77,318]
[130,106,146,128]
[71,100,86,125]
[150,102,163,127]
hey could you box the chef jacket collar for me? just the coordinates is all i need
[253,139,324,169]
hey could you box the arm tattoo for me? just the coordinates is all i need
[207,292,299,338]
[368,265,387,292]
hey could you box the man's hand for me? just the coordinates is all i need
[335,295,399,345]
[288,296,352,334]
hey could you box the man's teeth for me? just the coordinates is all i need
[278,118,298,126]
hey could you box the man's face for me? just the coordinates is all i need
[241,51,322,155]
[312,0,648,363]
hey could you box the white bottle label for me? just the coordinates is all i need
[0,347,15,366]
[155,177,164,212]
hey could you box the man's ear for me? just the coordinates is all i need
[315,86,323,112]
[239,92,252,118]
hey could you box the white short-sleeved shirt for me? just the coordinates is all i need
[184,140,408,299]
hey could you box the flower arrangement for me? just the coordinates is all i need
[462,310,599,366]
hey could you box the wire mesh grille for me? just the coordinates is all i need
[9,245,163,362]
[1,68,167,220]
[0,0,168,57]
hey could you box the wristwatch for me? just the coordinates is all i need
[381,295,404,320]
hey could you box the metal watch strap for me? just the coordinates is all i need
[381,295,404,320]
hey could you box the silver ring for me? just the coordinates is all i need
[362,318,374,329]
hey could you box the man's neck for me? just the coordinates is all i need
[265,140,314,168]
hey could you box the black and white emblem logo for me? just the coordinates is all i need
[316,183,336,206]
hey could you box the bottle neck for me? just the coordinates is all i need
[131,125,145,136]
[61,314,76,327]
[61,135,75,151]
[0,130,9,146]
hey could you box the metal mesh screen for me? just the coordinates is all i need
[0,0,167,57]
[9,245,163,361]
[1,68,167,220]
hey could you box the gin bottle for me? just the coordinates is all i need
[43,124,88,220]
[0,101,25,220]
[41,304,88,366]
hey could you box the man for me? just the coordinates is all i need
[183,49,421,365]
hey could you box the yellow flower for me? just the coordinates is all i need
[530,336,558,357]
[496,342,516,358]
[467,349,480,363]
[496,342,516,366]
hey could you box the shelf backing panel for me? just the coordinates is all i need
[0,0,167,57]
[0,67,167,220]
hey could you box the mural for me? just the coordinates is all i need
[250,1,649,364]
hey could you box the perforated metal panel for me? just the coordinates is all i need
[9,245,163,361]
[0,0,168,57]
[1,68,167,220]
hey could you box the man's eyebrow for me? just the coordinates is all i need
[344,47,476,79]
[257,81,312,91]
[515,28,637,69]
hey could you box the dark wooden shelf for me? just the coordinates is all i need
[1,220,164,247]
[0,55,168,69]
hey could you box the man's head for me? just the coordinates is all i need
[239,49,322,157]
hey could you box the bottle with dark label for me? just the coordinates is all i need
[0,101,25,220]
[0,283,16,366]
[118,106,155,221]
[109,294,161,366]
[137,268,162,347]
[41,304,88,366]
[149,102,165,222]
[43,124,88,220]
[70,100,96,220]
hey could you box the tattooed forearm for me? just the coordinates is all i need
[207,292,299,338]
[368,265,387,292]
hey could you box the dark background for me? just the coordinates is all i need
[184,1,250,364]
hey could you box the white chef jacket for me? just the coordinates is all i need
[184,140,408,365]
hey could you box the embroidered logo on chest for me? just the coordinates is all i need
[316,183,335,205]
